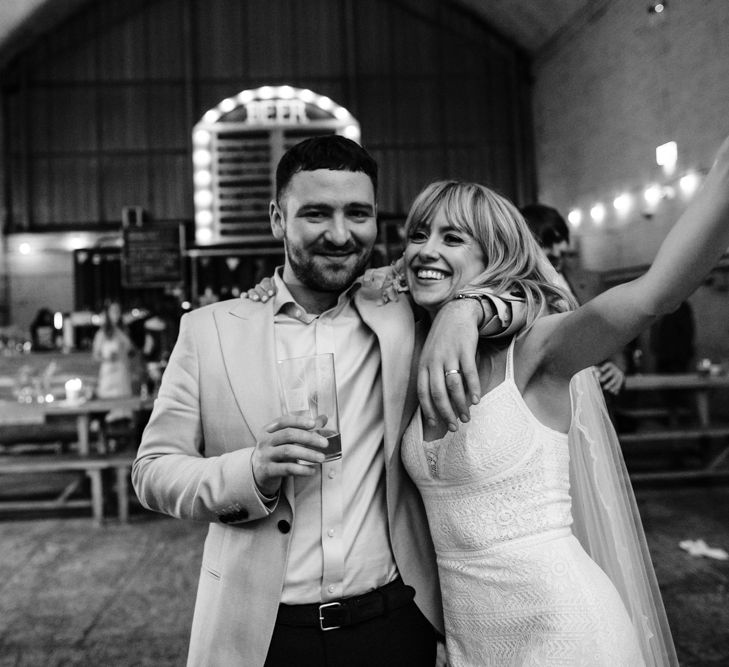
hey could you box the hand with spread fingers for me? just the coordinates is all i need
[243,276,276,302]
[363,258,409,304]
[597,360,625,395]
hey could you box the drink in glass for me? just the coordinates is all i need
[276,353,341,462]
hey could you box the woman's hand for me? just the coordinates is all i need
[418,299,484,431]
[242,276,276,302]
[362,258,408,304]
[597,361,625,395]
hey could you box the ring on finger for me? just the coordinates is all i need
[444,369,462,377]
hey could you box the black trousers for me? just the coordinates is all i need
[263,599,437,667]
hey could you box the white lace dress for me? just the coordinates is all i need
[402,340,645,666]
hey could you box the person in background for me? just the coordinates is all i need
[650,300,695,374]
[132,135,523,667]
[520,203,626,395]
[30,307,55,351]
[92,301,134,399]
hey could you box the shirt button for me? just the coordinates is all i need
[328,470,336,479]
[328,585,335,594]
[277,520,291,534]
[327,528,335,537]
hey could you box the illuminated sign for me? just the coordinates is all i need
[244,99,308,125]
[192,86,361,245]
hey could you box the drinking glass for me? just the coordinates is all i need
[276,353,341,462]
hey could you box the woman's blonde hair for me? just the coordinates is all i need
[404,180,577,328]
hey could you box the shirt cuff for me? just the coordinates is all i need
[456,291,526,338]
[251,459,280,512]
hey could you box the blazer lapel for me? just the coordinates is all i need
[214,299,280,441]
[355,287,415,461]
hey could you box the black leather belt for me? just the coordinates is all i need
[276,578,415,631]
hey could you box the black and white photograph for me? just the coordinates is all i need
[1,1,728,665]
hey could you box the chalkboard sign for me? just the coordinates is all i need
[122,223,183,288]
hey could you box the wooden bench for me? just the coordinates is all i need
[620,426,729,481]
[620,425,729,444]
[0,453,135,524]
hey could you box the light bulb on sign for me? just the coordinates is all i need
[194,170,212,188]
[193,130,211,146]
[334,106,350,120]
[342,124,360,141]
[192,149,212,167]
[218,98,236,113]
[195,210,213,227]
[202,109,220,124]
[196,228,213,244]
[194,190,213,208]
[237,90,254,105]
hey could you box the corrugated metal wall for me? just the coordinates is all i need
[1,0,533,232]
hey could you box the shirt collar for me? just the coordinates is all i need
[272,267,361,319]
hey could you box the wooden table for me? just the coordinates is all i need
[1,396,150,455]
[0,396,153,522]
[620,373,729,480]
[624,373,729,426]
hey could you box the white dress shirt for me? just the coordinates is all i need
[272,270,398,604]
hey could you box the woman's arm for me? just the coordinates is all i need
[91,330,103,361]
[535,135,729,379]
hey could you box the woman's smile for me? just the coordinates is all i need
[404,208,486,316]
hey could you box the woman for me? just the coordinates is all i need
[398,137,729,666]
[92,301,134,399]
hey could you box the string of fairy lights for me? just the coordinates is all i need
[565,141,705,232]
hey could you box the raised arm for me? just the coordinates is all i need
[535,135,729,379]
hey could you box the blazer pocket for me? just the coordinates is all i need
[201,523,228,580]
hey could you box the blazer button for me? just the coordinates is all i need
[277,520,291,534]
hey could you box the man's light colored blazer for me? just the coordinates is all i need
[132,284,442,666]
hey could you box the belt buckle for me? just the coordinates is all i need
[318,601,342,631]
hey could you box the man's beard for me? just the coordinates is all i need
[285,240,372,293]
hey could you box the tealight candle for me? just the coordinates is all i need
[65,377,83,403]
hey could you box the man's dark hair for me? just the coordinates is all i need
[275,134,378,203]
[520,203,570,249]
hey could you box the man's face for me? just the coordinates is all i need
[271,169,377,293]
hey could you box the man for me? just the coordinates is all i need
[133,136,518,666]
[520,203,626,395]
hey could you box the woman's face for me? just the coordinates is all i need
[404,208,487,316]
[107,303,121,325]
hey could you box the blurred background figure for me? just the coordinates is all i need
[650,301,696,374]
[521,203,626,396]
[92,301,135,399]
[30,307,55,351]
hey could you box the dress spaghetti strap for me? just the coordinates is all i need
[505,336,516,381]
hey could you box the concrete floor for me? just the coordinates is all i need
[0,482,727,666]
